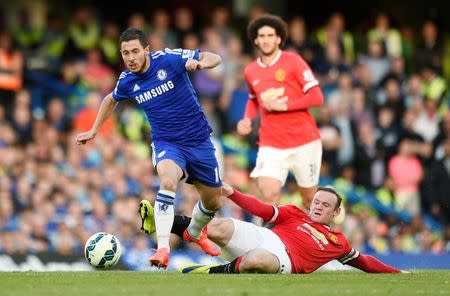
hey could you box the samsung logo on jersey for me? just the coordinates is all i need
[135,80,175,104]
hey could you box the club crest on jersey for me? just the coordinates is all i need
[328,233,338,244]
[275,69,286,82]
[157,69,167,81]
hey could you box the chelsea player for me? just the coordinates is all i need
[76,28,223,268]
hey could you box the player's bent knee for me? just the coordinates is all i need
[260,187,280,204]
[241,249,279,273]
[207,218,233,245]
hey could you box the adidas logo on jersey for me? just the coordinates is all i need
[133,84,140,92]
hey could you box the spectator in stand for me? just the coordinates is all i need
[210,6,233,43]
[413,98,440,144]
[354,121,385,189]
[65,6,100,59]
[99,22,120,69]
[399,108,432,161]
[73,91,116,137]
[358,36,391,87]
[414,20,444,74]
[46,97,71,133]
[316,12,355,64]
[388,139,423,216]
[424,136,450,225]
[419,64,448,116]
[404,74,424,108]
[315,42,351,95]
[82,48,115,93]
[150,9,177,49]
[285,16,320,66]
[334,98,355,167]
[353,63,378,109]
[317,105,342,178]
[173,7,197,47]
[367,12,402,58]
[374,105,401,162]
[127,12,150,33]
[350,86,375,127]
[0,31,23,109]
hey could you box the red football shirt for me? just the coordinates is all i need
[267,205,360,273]
[244,50,321,148]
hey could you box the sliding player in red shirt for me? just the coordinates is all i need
[156,183,403,274]
[237,14,324,209]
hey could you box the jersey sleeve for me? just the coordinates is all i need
[112,72,130,101]
[267,205,306,224]
[292,55,319,93]
[165,48,200,74]
[244,67,257,100]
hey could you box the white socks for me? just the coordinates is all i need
[154,190,175,250]
[187,201,216,239]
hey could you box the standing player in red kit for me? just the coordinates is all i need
[237,15,324,209]
[175,183,404,274]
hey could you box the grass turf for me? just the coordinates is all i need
[0,270,449,296]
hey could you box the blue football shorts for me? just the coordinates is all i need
[151,138,222,187]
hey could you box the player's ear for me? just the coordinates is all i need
[333,206,341,217]
[144,45,150,53]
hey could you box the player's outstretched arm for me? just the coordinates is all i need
[225,185,274,221]
[185,52,221,72]
[198,51,222,69]
[76,93,118,145]
[347,253,401,273]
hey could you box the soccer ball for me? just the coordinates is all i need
[84,232,122,269]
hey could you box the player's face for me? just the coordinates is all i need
[309,191,340,224]
[254,26,281,56]
[120,39,150,74]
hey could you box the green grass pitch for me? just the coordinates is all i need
[0,270,449,296]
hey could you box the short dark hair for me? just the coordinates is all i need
[119,27,148,48]
[247,14,288,48]
[317,186,342,209]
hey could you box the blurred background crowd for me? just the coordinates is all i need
[0,0,449,262]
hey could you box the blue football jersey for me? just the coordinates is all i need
[112,48,212,145]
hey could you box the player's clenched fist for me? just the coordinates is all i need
[185,59,202,71]
[76,130,96,145]
[221,182,234,197]
[237,117,252,136]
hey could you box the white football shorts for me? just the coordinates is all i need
[222,218,292,274]
[250,139,322,187]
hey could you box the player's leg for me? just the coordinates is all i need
[180,219,288,274]
[183,182,222,255]
[205,217,235,247]
[182,227,291,274]
[154,158,183,248]
[180,138,222,255]
[250,147,289,204]
[147,142,186,268]
[298,185,318,210]
[292,139,322,210]
[257,176,282,204]
[238,249,280,273]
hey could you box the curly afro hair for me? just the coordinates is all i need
[247,14,288,48]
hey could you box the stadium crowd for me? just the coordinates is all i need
[0,4,449,260]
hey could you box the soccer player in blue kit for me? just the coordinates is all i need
[76,28,223,268]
